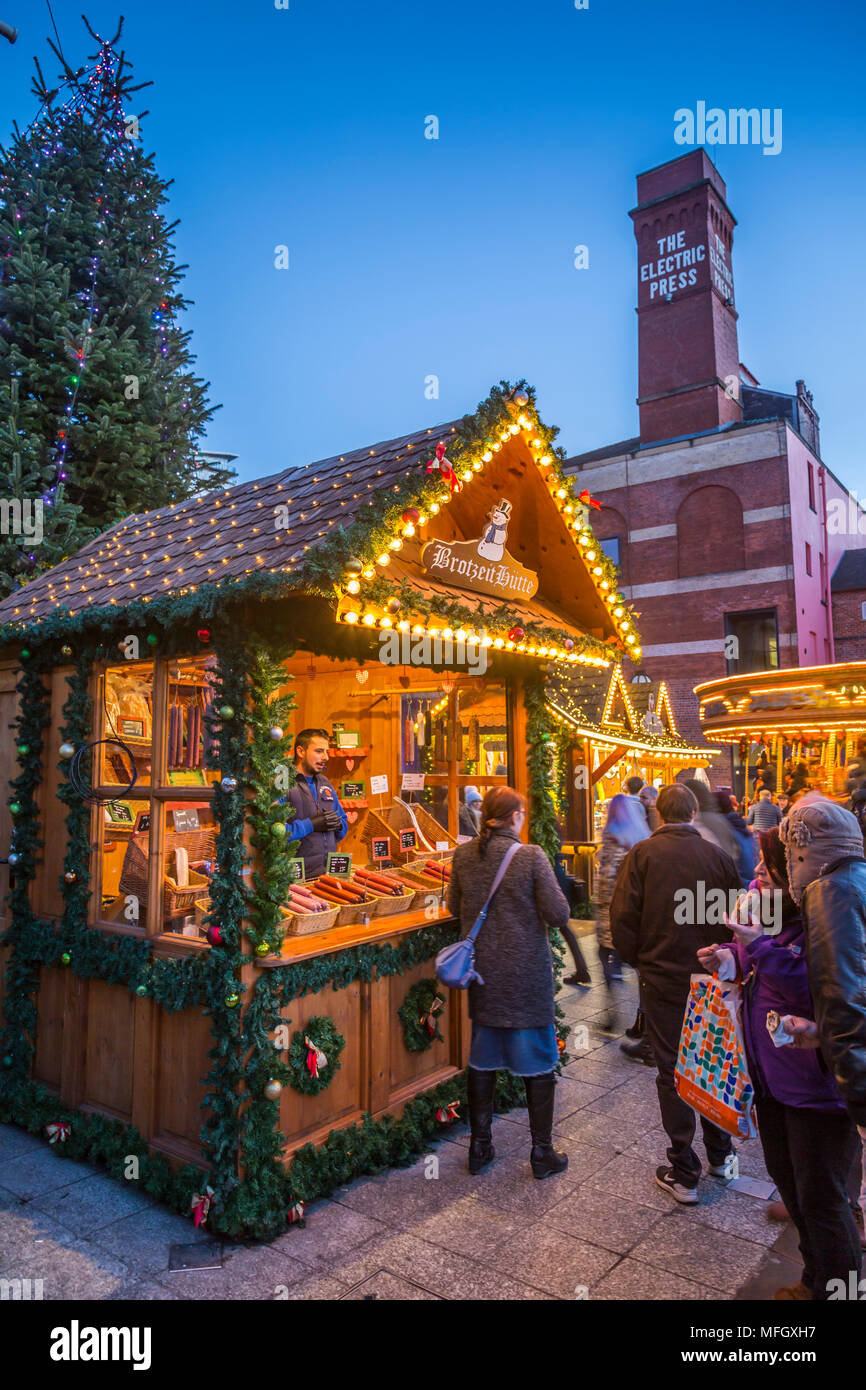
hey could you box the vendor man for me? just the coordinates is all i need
[284,728,348,876]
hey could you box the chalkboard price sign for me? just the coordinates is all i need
[342,781,365,800]
[399,829,417,853]
[171,807,201,834]
[286,858,305,882]
[326,852,353,878]
[371,837,391,862]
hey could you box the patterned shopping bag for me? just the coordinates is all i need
[675,974,756,1138]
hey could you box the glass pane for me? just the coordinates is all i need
[165,656,221,787]
[159,802,218,939]
[458,681,509,779]
[98,796,151,926]
[101,662,155,789]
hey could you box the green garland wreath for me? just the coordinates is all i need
[398,978,446,1053]
[287,1017,346,1096]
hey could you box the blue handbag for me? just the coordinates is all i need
[435,843,521,989]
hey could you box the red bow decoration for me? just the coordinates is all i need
[421,996,445,1037]
[305,1035,328,1080]
[45,1121,71,1145]
[578,488,601,510]
[190,1185,215,1228]
[288,1199,306,1225]
[435,1101,460,1125]
[426,441,462,496]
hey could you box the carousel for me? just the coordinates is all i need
[696,662,866,803]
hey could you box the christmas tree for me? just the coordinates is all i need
[0,16,231,597]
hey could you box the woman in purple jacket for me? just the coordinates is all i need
[698,828,861,1302]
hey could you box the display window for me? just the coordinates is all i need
[93,655,218,936]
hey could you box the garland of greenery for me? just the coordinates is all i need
[286,1017,346,1096]
[244,646,298,957]
[398,978,446,1053]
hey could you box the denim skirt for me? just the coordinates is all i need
[469,1023,559,1077]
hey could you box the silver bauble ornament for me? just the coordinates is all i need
[264,1079,283,1101]
[59,742,75,759]
[221,777,238,792]
[269,726,284,741]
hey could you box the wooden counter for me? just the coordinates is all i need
[259,902,456,965]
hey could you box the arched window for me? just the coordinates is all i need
[677,487,744,577]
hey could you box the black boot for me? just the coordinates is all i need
[620,1036,655,1066]
[625,1008,645,1040]
[524,1072,569,1180]
[467,1067,496,1175]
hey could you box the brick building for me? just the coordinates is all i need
[564,149,866,791]
[831,550,866,662]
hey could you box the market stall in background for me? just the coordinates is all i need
[696,662,866,805]
[546,663,711,895]
[0,382,638,1239]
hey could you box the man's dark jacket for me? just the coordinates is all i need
[610,823,740,995]
[802,857,866,1126]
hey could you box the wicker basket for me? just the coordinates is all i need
[119,829,216,918]
[361,802,456,855]
[398,864,451,897]
[279,903,340,937]
[349,873,416,916]
[194,897,211,928]
[307,879,380,926]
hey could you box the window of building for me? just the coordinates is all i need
[805,542,812,576]
[808,461,816,511]
[599,536,621,568]
[724,609,780,675]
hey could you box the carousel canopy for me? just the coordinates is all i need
[547,665,712,760]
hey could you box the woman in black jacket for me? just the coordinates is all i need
[446,787,571,1180]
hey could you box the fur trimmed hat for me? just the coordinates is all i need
[779,796,864,904]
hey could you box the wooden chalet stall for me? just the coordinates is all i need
[0,383,634,1236]
[546,665,711,893]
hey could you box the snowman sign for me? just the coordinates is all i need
[421,496,538,601]
[641,693,664,735]
[477,499,512,563]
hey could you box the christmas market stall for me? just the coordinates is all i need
[696,662,866,805]
[0,383,637,1238]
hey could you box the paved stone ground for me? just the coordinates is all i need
[0,934,797,1302]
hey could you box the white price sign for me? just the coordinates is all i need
[435,841,450,852]
[401,773,425,791]
[370,774,389,795]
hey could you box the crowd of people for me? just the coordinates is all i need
[446,769,866,1303]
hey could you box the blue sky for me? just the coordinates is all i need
[2,0,865,489]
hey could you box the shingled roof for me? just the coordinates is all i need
[0,421,460,626]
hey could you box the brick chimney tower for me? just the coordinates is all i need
[631,149,742,445]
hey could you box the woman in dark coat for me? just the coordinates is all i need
[446,787,571,1180]
[698,827,861,1301]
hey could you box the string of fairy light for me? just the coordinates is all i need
[336,404,641,665]
[1,402,642,672]
[2,34,185,558]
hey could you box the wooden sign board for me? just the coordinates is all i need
[326,852,353,878]
[421,498,538,602]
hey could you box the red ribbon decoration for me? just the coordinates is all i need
[190,1185,215,1228]
[426,441,462,496]
[578,488,601,510]
[305,1035,327,1080]
[288,1199,306,1225]
[421,996,445,1037]
[45,1121,71,1145]
[435,1101,460,1124]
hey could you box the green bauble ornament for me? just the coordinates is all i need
[146,634,159,647]
[8,801,21,815]
[225,992,240,1009]
[20,648,30,660]
[60,952,72,966]
[1,1055,12,1069]
[135,984,148,997]
[218,704,235,721]
[255,941,271,957]
[17,743,29,757]
[271,821,287,839]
